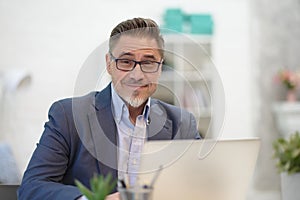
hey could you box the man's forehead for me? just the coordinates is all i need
[113,35,161,55]
[118,48,159,56]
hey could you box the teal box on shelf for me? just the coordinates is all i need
[190,14,214,35]
[163,8,184,32]
[164,8,182,16]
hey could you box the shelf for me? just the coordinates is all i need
[160,69,212,82]
[155,33,214,137]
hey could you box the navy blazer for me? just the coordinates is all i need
[18,84,199,200]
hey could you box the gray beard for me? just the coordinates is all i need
[125,96,146,108]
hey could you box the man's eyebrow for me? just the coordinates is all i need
[118,52,158,60]
[118,52,134,57]
[142,54,157,60]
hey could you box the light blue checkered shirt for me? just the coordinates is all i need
[110,85,150,187]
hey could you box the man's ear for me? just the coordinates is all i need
[157,59,163,78]
[105,53,112,75]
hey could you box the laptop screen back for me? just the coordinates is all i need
[138,138,260,200]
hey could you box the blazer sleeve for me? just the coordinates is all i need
[189,112,201,139]
[18,101,82,200]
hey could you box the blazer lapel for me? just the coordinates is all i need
[87,84,118,181]
[148,101,173,140]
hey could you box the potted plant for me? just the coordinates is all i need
[273,131,300,200]
[75,173,117,200]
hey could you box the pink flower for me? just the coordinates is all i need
[275,69,300,90]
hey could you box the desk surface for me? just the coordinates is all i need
[0,184,19,200]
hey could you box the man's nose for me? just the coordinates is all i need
[129,63,145,80]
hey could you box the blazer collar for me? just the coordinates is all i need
[93,83,112,111]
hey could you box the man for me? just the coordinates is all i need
[18,17,199,200]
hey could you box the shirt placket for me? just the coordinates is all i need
[127,115,147,186]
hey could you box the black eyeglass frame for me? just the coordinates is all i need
[109,52,163,73]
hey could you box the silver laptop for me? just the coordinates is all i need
[138,138,260,200]
[0,184,19,200]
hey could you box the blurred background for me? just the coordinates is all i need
[1,0,300,199]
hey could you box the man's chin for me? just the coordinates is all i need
[126,97,146,108]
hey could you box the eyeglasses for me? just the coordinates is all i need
[109,52,162,73]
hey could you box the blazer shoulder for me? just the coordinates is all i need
[151,99,190,116]
[52,84,111,112]
[50,92,98,112]
[58,92,98,105]
[151,99,200,139]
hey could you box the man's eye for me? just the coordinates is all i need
[141,61,154,65]
[119,60,132,65]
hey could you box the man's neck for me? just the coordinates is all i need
[127,102,147,125]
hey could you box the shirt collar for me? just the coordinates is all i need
[111,84,151,124]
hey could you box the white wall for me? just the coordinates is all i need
[0,0,253,173]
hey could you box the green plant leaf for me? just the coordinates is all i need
[273,131,300,174]
[75,180,94,200]
[292,149,300,159]
[75,173,117,200]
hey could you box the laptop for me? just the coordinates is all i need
[0,184,19,200]
[138,138,260,200]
